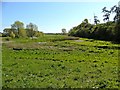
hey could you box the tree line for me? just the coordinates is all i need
[3,21,44,38]
[68,4,120,43]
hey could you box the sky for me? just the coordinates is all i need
[1,1,120,33]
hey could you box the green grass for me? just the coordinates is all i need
[2,35,119,88]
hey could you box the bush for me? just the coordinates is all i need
[10,32,15,38]
[5,37,11,41]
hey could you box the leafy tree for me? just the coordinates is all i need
[68,3,120,43]
[69,19,92,38]
[111,5,120,22]
[102,7,111,22]
[68,28,77,36]
[34,31,44,37]
[62,28,67,35]
[10,31,15,38]
[0,33,2,37]
[19,29,27,38]
[94,15,100,24]
[3,21,43,38]
[111,5,120,42]
[3,28,16,37]
[11,21,24,37]
[26,23,38,37]
[26,23,38,31]
[103,4,120,42]
[3,28,11,37]
[11,21,24,31]
[83,19,88,23]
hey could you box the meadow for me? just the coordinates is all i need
[2,35,120,88]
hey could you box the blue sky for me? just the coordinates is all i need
[2,1,119,33]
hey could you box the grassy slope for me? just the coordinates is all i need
[2,35,119,88]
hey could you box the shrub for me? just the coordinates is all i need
[10,32,15,38]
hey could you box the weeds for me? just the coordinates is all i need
[2,35,119,88]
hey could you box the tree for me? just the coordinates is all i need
[3,28,11,37]
[111,5,120,42]
[68,28,77,36]
[102,7,111,22]
[0,32,2,37]
[111,5,120,22]
[62,28,67,35]
[68,19,92,38]
[3,28,16,37]
[11,21,24,37]
[68,3,120,42]
[103,4,120,42]
[10,31,15,38]
[34,31,44,37]
[11,21,24,30]
[26,23,38,31]
[19,29,27,38]
[83,19,89,23]
[26,23,38,37]
[94,15,100,24]
[3,21,43,38]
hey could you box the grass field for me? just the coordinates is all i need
[2,35,120,88]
